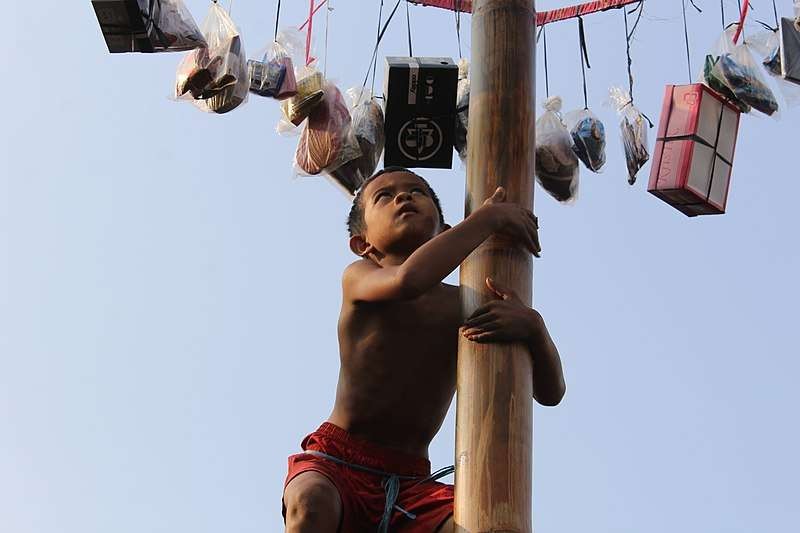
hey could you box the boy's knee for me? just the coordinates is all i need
[284,473,342,528]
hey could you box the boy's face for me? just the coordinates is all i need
[358,171,442,256]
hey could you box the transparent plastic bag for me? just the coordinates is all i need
[248,40,297,99]
[534,96,580,203]
[94,0,206,53]
[335,87,386,192]
[294,83,363,194]
[704,27,780,117]
[454,58,471,163]
[174,2,248,114]
[749,29,800,107]
[565,108,606,173]
[796,1,800,30]
[277,66,326,135]
[149,0,206,51]
[609,87,649,186]
[275,28,321,135]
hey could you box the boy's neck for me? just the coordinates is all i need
[369,250,410,267]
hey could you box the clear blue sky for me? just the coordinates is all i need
[2,1,798,532]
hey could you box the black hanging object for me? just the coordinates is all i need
[383,57,458,169]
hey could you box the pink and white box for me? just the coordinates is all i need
[648,84,740,217]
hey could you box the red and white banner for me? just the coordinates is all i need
[409,0,642,26]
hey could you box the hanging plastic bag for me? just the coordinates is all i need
[92,0,206,53]
[248,40,297,99]
[281,67,325,127]
[609,87,649,186]
[534,97,579,203]
[704,27,779,117]
[272,28,318,135]
[454,58,471,164]
[564,108,606,173]
[795,1,800,31]
[295,83,363,194]
[174,2,248,114]
[758,29,783,77]
[149,0,207,51]
[333,87,386,192]
[749,29,800,107]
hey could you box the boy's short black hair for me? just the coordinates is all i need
[347,166,445,237]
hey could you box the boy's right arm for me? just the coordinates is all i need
[344,187,540,303]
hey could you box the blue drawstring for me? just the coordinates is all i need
[304,450,453,532]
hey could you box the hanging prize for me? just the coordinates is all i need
[92,0,205,53]
[174,1,248,114]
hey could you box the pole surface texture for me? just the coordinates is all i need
[455,1,536,532]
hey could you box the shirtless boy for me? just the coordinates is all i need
[282,167,566,533]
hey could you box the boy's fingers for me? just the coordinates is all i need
[462,321,501,334]
[523,225,538,256]
[527,219,541,256]
[485,277,504,299]
[483,187,503,205]
[486,277,514,301]
[465,330,504,343]
[463,313,497,328]
[466,303,496,321]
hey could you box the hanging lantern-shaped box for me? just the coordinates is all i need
[383,57,458,169]
[648,84,740,217]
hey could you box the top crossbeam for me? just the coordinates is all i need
[409,0,642,25]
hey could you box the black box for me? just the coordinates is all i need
[383,57,458,169]
[92,0,158,53]
[780,17,800,85]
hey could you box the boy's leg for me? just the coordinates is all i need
[283,471,342,533]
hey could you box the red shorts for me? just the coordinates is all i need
[283,422,454,532]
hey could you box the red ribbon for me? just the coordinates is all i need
[732,0,750,44]
[299,0,327,31]
[300,0,329,65]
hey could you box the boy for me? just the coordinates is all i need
[282,167,565,532]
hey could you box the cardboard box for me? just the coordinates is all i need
[92,0,159,53]
[383,57,458,169]
[92,0,202,54]
[648,84,740,217]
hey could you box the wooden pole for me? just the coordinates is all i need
[455,1,536,532]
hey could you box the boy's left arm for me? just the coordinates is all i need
[460,278,566,406]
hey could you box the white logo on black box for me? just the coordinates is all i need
[398,117,442,162]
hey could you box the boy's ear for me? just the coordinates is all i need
[349,235,374,257]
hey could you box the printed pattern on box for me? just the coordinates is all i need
[648,84,740,217]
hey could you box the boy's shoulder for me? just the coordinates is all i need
[341,258,378,285]
[343,258,377,273]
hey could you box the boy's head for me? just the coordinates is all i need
[347,167,446,258]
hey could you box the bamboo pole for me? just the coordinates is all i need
[454,1,536,532]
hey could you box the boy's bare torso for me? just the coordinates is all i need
[329,278,461,458]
